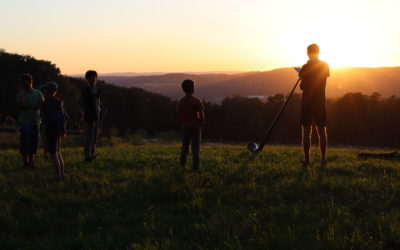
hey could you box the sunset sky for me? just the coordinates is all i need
[1,0,399,74]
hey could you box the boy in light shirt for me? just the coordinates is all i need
[17,73,44,169]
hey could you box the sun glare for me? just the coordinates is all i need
[275,3,386,69]
[319,26,383,68]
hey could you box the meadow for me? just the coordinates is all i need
[0,143,399,249]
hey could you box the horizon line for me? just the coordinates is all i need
[65,65,400,77]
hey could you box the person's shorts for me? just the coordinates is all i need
[19,124,39,154]
[46,136,61,154]
[300,104,327,127]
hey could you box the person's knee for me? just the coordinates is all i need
[302,126,312,136]
[317,126,327,136]
[317,126,327,141]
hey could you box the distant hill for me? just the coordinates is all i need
[70,71,243,78]
[101,67,400,102]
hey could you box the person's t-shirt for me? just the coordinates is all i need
[299,59,329,106]
[17,89,44,125]
[42,96,68,137]
[177,95,204,126]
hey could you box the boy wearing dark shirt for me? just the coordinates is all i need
[41,82,68,181]
[299,44,329,166]
[80,70,102,162]
[177,79,205,171]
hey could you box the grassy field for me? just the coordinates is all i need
[0,144,399,249]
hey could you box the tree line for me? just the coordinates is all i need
[203,93,400,147]
[0,50,399,147]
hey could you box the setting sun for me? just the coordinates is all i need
[261,0,392,69]
[308,7,384,68]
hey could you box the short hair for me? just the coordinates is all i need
[307,44,320,54]
[20,73,33,82]
[181,79,195,93]
[42,81,58,93]
[85,70,98,79]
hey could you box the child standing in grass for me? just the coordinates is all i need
[41,82,68,181]
[80,70,102,162]
[177,79,205,171]
[17,73,44,169]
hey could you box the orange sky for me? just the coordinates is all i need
[1,0,399,74]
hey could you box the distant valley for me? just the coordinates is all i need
[97,67,400,102]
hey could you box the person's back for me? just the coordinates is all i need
[178,95,204,127]
[81,85,101,123]
[19,88,43,126]
[177,79,204,171]
[41,81,67,181]
[43,96,67,137]
[300,59,329,106]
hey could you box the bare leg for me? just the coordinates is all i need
[22,154,29,168]
[317,126,327,164]
[51,153,61,180]
[28,154,35,169]
[28,154,34,163]
[58,139,64,178]
[58,154,64,175]
[302,125,312,165]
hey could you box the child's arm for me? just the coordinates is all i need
[299,67,305,90]
[199,110,205,127]
[177,101,183,122]
[198,100,205,127]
